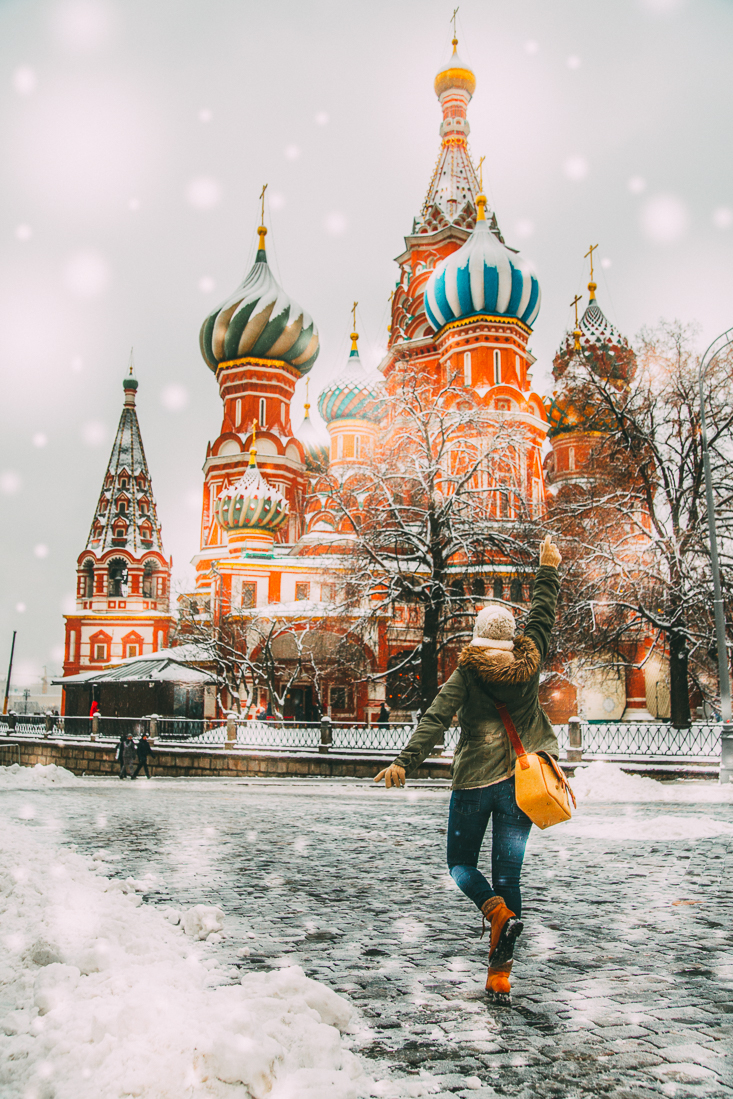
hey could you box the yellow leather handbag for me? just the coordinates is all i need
[491,696,576,830]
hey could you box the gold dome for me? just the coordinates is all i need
[434,39,476,98]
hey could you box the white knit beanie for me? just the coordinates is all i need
[473,604,516,642]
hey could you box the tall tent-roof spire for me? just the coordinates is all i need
[413,27,503,240]
[85,372,165,556]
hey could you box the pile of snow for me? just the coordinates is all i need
[0,823,442,1098]
[0,762,85,788]
[571,761,672,802]
[563,812,733,842]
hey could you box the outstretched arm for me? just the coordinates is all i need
[375,668,468,788]
[524,536,562,661]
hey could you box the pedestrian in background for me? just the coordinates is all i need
[132,731,153,780]
[376,703,390,728]
[119,734,136,779]
[375,536,562,1005]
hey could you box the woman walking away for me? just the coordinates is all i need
[119,734,137,779]
[375,536,562,1005]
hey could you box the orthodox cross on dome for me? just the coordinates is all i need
[249,419,258,465]
[350,301,359,351]
[477,155,485,190]
[304,376,311,414]
[258,184,268,251]
[451,6,459,42]
[585,243,598,299]
[570,293,583,351]
[128,347,135,375]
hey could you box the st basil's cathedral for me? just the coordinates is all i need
[60,35,665,724]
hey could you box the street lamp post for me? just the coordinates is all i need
[698,327,733,782]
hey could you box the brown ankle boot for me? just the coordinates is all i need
[480,897,523,1002]
[486,963,512,1005]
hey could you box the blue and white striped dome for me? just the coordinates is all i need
[424,205,541,332]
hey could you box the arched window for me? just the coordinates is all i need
[493,349,501,385]
[472,574,485,597]
[463,351,472,386]
[510,578,524,603]
[108,559,128,597]
[235,398,241,427]
[258,397,266,426]
[142,561,157,598]
[492,578,503,600]
[82,559,94,597]
[568,446,575,471]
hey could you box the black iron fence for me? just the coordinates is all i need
[0,713,723,761]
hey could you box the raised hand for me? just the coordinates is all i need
[539,535,562,568]
[374,764,406,788]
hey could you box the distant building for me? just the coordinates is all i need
[60,371,174,712]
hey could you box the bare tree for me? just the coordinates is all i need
[548,320,733,726]
[327,373,544,712]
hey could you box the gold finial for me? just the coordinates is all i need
[257,184,268,252]
[475,155,487,221]
[585,243,598,299]
[304,377,311,416]
[451,6,459,48]
[249,419,258,466]
[128,347,134,375]
[570,293,583,351]
[350,301,359,351]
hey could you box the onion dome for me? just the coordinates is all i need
[200,225,319,375]
[424,194,541,332]
[553,281,635,386]
[296,383,329,470]
[317,331,385,425]
[547,281,636,437]
[434,38,476,98]
[214,434,288,538]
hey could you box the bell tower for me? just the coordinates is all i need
[61,369,173,699]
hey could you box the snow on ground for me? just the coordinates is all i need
[559,761,733,841]
[0,818,439,1099]
[571,760,733,803]
[0,762,86,788]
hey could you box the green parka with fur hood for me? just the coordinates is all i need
[391,565,561,789]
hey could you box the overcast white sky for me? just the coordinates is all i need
[1,0,732,686]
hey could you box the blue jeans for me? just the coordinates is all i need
[447,777,532,917]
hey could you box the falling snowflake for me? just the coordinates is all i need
[640,193,688,243]
[0,471,21,494]
[63,249,111,298]
[564,156,589,181]
[186,177,221,210]
[161,385,189,412]
[13,66,37,94]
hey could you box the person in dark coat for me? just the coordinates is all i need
[132,731,153,779]
[375,536,563,1006]
[376,703,390,728]
[119,735,136,779]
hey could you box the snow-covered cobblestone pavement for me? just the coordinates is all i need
[2,763,733,1098]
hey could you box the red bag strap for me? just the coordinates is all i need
[482,688,530,768]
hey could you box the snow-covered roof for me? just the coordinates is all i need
[54,654,218,686]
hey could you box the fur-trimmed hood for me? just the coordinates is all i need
[458,634,541,686]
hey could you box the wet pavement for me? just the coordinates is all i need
[3,776,733,1098]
